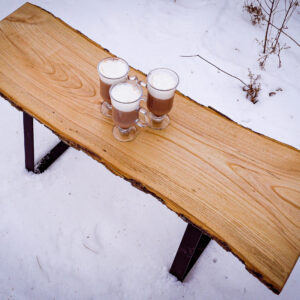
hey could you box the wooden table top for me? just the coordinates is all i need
[0,3,299,294]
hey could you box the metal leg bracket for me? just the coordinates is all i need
[170,223,211,281]
[23,112,69,174]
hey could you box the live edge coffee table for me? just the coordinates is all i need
[0,3,299,295]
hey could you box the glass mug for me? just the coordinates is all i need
[98,57,137,117]
[144,68,179,129]
[109,80,148,142]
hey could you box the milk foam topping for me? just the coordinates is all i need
[147,68,179,100]
[110,82,142,112]
[98,58,128,85]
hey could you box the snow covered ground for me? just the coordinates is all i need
[0,0,299,299]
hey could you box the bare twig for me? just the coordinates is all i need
[36,256,50,282]
[82,243,99,254]
[272,0,298,50]
[252,0,299,68]
[265,0,271,10]
[268,21,300,47]
[180,54,248,86]
[258,0,280,53]
[181,55,261,103]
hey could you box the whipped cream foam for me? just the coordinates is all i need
[98,58,129,85]
[110,82,142,112]
[147,68,179,100]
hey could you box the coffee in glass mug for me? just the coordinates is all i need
[146,68,179,129]
[98,57,129,117]
[110,80,148,142]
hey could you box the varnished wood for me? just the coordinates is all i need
[0,3,299,294]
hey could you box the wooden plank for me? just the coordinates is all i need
[0,3,299,294]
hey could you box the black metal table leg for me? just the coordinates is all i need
[23,112,69,173]
[23,111,35,172]
[170,223,211,281]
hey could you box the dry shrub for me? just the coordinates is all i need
[244,1,265,25]
[242,69,261,103]
[245,0,299,68]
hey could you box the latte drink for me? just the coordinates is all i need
[112,108,139,129]
[110,81,148,142]
[146,68,179,129]
[98,57,129,117]
[147,94,174,117]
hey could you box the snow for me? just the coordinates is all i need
[0,0,299,299]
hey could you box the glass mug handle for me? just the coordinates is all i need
[128,75,138,82]
[128,75,147,89]
[138,80,146,88]
[136,99,149,128]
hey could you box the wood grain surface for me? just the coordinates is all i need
[0,3,299,294]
